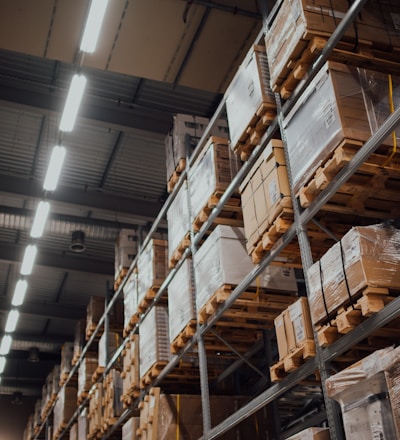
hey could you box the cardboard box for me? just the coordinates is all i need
[286,427,331,440]
[307,224,400,326]
[122,417,140,440]
[60,342,74,377]
[274,310,289,360]
[98,331,122,368]
[168,258,195,344]
[53,386,77,440]
[115,229,137,278]
[283,61,400,194]
[193,225,298,314]
[265,0,400,92]
[78,355,98,399]
[326,346,400,439]
[123,270,139,330]
[226,45,275,150]
[188,136,241,223]
[166,113,229,182]
[239,139,291,253]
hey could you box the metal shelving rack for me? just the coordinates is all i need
[32,0,400,438]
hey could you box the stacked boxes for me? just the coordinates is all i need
[69,424,77,440]
[53,386,77,440]
[85,295,124,340]
[121,334,140,405]
[123,269,139,334]
[88,383,103,440]
[137,239,168,308]
[60,342,74,384]
[274,297,314,361]
[115,229,137,281]
[265,0,400,95]
[72,319,86,365]
[139,305,171,383]
[188,136,241,227]
[283,62,400,195]
[168,258,195,347]
[122,417,140,440]
[77,355,98,403]
[226,44,276,158]
[193,225,298,316]
[98,331,122,369]
[326,345,400,439]
[102,369,124,427]
[307,224,400,326]
[165,113,229,189]
[239,139,291,254]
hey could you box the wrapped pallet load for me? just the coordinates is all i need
[307,223,400,327]
[265,0,400,97]
[226,44,276,160]
[326,345,400,439]
[193,225,298,322]
[283,62,400,200]
[165,113,228,192]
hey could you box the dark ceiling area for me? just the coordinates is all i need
[0,0,265,400]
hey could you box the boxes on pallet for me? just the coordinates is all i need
[51,364,61,396]
[123,269,139,331]
[275,297,314,360]
[88,383,103,440]
[265,0,400,95]
[307,224,400,326]
[53,386,77,440]
[326,345,400,439]
[98,331,122,369]
[72,319,86,364]
[78,355,98,402]
[60,342,74,380]
[69,423,77,440]
[115,228,137,279]
[168,258,195,345]
[193,225,298,315]
[286,427,330,440]
[283,61,400,195]
[165,113,229,184]
[167,183,190,263]
[103,369,124,423]
[121,334,140,404]
[188,136,241,225]
[226,44,275,156]
[86,295,124,339]
[137,239,168,306]
[139,305,171,379]
[239,139,291,254]
[122,416,140,440]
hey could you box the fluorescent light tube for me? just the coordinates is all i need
[80,0,109,53]
[43,146,66,191]
[30,201,50,238]
[5,310,20,333]
[0,335,12,356]
[20,245,37,276]
[59,74,87,132]
[0,356,6,374]
[12,280,28,307]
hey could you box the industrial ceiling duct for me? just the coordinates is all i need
[70,230,86,252]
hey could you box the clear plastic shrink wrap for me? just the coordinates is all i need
[283,62,400,194]
[307,223,400,326]
[326,346,400,439]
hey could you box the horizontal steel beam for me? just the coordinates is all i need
[0,174,162,220]
[0,242,114,275]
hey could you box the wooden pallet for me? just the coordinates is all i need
[299,139,400,216]
[136,286,168,315]
[92,366,105,384]
[167,158,186,193]
[317,286,400,347]
[198,284,296,327]
[140,362,168,389]
[114,267,129,292]
[170,319,197,354]
[233,102,277,161]
[270,340,316,382]
[192,192,243,233]
[168,233,191,269]
[275,34,400,99]
[123,312,140,337]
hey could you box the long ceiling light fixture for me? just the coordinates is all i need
[43,146,66,191]
[0,335,13,356]
[59,74,87,132]
[11,280,28,307]
[5,310,20,334]
[80,0,109,53]
[30,201,50,238]
[20,245,38,276]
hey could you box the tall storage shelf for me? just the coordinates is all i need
[30,1,400,439]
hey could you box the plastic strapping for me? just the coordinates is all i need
[339,239,356,310]
[319,260,333,325]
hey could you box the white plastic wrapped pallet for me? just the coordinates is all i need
[123,270,139,329]
[167,183,190,260]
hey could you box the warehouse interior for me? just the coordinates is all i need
[1,0,400,440]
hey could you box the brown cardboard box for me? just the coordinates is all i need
[285,297,314,352]
[274,310,289,360]
[240,139,291,254]
[307,224,400,326]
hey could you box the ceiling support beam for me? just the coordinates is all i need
[0,242,114,275]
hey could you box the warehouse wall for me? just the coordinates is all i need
[0,395,35,440]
